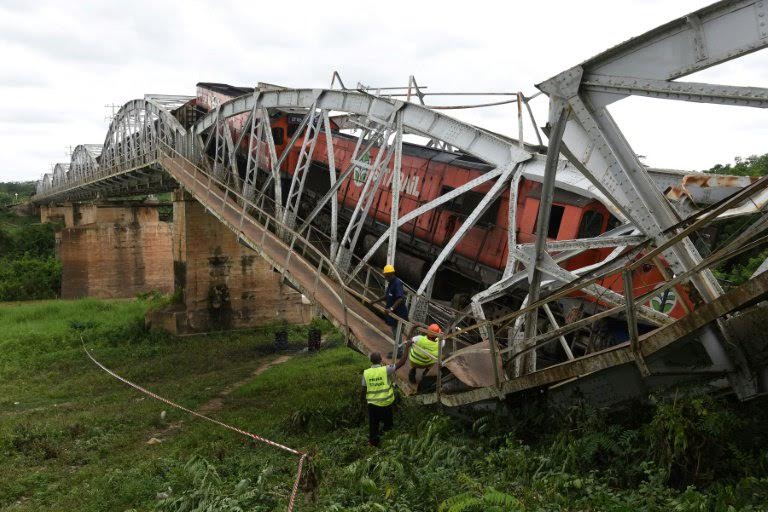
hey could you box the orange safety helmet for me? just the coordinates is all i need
[427,323,442,335]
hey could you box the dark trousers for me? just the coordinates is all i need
[368,403,393,446]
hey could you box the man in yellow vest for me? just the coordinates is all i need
[361,350,407,447]
[406,323,444,384]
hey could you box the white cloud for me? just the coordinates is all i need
[1,0,766,182]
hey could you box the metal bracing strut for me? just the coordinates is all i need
[282,102,323,231]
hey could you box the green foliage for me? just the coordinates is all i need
[0,297,170,380]
[0,254,61,300]
[704,155,768,286]
[0,212,57,257]
[0,204,61,300]
[3,299,768,511]
[154,456,277,512]
[439,488,523,512]
[0,181,35,206]
[714,248,768,286]
[707,153,768,177]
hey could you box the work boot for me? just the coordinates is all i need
[408,367,417,383]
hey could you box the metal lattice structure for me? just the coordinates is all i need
[32,0,768,407]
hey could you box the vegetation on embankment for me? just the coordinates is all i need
[706,153,768,286]
[0,180,60,301]
[2,298,768,511]
[0,207,61,301]
[0,181,35,206]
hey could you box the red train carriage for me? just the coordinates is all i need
[193,83,692,325]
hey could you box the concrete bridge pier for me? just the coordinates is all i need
[149,190,313,334]
[41,200,174,299]
[41,194,313,334]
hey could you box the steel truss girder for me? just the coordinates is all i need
[321,111,339,259]
[282,100,323,230]
[533,0,768,397]
[295,135,380,238]
[510,245,670,325]
[417,163,519,295]
[582,75,768,108]
[335,110,400,271]
[386,111,404,265]
[100,98,187,171]
[536,1,768,304]
[70,145,100,182]
[540,67,723,303]
[524,101,570,356]
[579,0,768,83]
[195,89,531,170]
[470,222,638,307]
[35,97,187,202]
[349,166,508,279]
[194,89,537,279]
[518,234,647,252]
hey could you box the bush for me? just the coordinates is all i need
[154,456,278,512]
[705,154,768,286]
[0,218,57,258]
[0,255,61,300]
[0,207,60,301]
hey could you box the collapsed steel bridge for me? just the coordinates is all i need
[33,0,768,407]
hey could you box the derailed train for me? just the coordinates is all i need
[191,82,694,351]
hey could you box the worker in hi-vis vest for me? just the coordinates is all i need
[361,350,407,447]
[406,323,444,384]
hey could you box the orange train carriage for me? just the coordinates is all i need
[194,83,693,327]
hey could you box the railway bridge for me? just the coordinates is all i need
[32,0,768,407]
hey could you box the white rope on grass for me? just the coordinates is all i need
[81,336,308,511]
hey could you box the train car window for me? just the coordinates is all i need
[272,127,284,145]
[440,186,500,225]
[606,214,622,231]
[286,114,303,137]
[305,163,332,196]
[548,205,565,238]
[578,211,604,238]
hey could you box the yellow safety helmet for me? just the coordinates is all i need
[383,264,396,274]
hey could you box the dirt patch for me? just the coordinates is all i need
[197,354,292,416]
[147,354,293,441]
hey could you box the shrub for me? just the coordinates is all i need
[0,255,61,300]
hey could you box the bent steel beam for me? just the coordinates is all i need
[194,89,531,170]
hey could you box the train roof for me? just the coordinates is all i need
[197,82,255,97]
[331,130,495,173]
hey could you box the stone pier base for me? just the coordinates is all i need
[44,202,174,299]
[42,193,313,333]
[147,190,313,334]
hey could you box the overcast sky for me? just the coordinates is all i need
[1,0,767,182]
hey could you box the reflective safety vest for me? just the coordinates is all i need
[409,335,439,367]
[364,365,395,407]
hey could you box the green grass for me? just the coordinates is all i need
[2,298,768,511]
[0,298,344,511]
